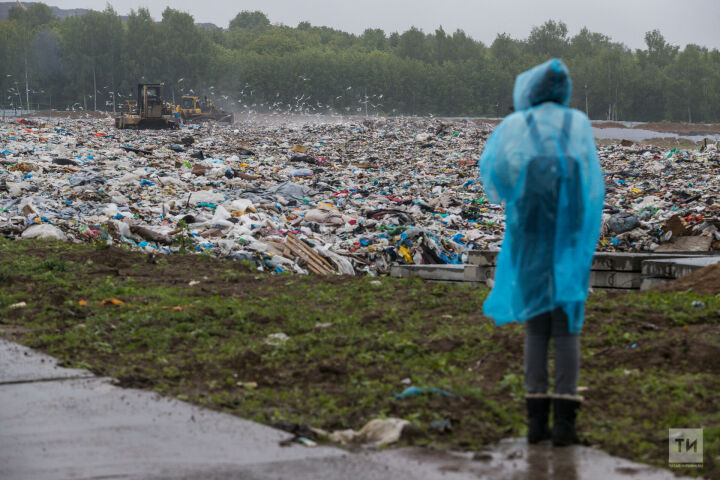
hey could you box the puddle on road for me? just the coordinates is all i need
[368,438,690,480]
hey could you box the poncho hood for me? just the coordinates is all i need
[513,58,572,111]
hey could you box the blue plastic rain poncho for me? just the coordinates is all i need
[479,59,605,333]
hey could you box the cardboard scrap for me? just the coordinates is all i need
[655,236,712,252]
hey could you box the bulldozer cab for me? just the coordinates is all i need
[115,83,178,130]
[138,84,164,119]
[174,94,233,123]
[121,99,137,114]
[180,96,198,110]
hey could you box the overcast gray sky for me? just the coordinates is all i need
[48,0,720,50]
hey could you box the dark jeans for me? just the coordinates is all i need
[524,308,579,396]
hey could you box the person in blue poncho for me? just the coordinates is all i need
[479,59,604,446]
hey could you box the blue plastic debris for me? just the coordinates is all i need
[394,386,456,399]
[451,233,466,244]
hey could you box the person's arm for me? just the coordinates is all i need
[479,115,525,204]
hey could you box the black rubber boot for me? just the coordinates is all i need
[552,397,581,447]
[526,396,551,444]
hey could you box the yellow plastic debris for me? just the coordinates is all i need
[99,298,124,306]
[398,245,413,264]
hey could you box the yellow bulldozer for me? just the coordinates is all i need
[175,96,233,123]
[115,84,179,130]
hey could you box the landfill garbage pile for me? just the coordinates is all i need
[597,142,720,253]
[1,117,719,276]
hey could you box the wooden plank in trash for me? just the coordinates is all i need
[284,234,335,275]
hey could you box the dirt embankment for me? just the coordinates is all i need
[656,262,720,296]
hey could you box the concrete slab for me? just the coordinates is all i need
[468,250,718,271]
[392,265,643,290]
[640,277,670,291]
[0,338,92,383]
[641,256,720,279]
[390,264,484,282]
[467,250,499,267]
[590,270,642,289]
[0,378,342,480]
[588,252,716,272]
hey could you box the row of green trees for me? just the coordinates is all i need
[1,3,718,122]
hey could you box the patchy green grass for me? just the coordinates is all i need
[0,237,717,477]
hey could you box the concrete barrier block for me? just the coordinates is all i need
[590,270,642,289]
[641,256,720,279]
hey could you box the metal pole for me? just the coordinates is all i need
[15,81,23,111]
[24,57,29,110]
[93,68,97,111]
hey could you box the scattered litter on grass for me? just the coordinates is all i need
[236,381,258,389]
[429,419,452,433]
[297,437,317,447]
[99,298,124,306]
[266,332,290,345]
[329,418,412,446]
[394,386,456,399]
